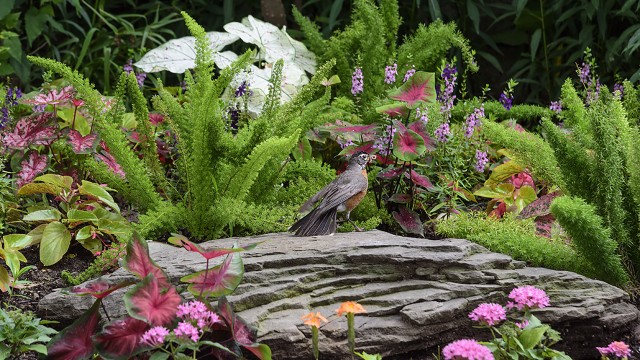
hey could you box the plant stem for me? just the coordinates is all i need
[347,312,355,356]
[312,326,319,360]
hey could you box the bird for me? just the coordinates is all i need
[289,151,373,236]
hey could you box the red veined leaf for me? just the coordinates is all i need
[65,279,134,299]
[181,251,244,298]
[124,232,170,288]
[375,154,396,166]
[124,275,181,326]
[375,102,408,117]
[305,128,329,143]
[392,127,426,162]
[292,137,312,161]
[388,71,436,108]
[519,191,560,219]
[218,297,271,359]
[534,213,555,238]
[338,141,375,156]
[326,124,377,133]
[47,298,101,360]
[168,234,259,261]
[388,193,412,203]
[68,130,98,154]
[392,205,424,237]
[407,120,436,151]
[377,167,405,179]
[406,170,434,189]
[94,317,149,360]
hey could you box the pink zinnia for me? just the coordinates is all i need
[141,326,169,346]
[506,286,550,311]
[443,339,494,360]
[469,303,506,326]
[596,341,631,359]
[174,321,200,342]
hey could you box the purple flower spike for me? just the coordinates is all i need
[385,63,398,84]
[499,93,513,110]
[549,100,562,113]
[435,122,451,143]
[403,66,416,83]
[351,67,364,95]
[475,150,488,172]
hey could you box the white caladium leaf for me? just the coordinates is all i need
[224,15,316,74]
[134,31,239,73]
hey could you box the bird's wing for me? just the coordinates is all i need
[315,171,368,211]
[298,180,333,213]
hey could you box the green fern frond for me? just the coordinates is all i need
[291,6,326,57]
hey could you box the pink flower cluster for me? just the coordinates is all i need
[442,339,494,360]
[176,300,220,329]
[506,285,550,311]
[468,303,506,326]
[596,341,631,359]
[141,326,170,346]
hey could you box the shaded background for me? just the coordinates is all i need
[1,0,639,104]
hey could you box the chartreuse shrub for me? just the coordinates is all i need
[28,12,335,240]
[435,211,596,279]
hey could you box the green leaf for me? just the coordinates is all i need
[17,182,62,196]
[486,161,523,185]
[23,209,62,222]
[0,0,15,20]
[77,236,102,254]
[3,234,33,249]
[466,0,480,34]
[121,112,137,129]
[25,7,49,46]
[67,209,99,223]
[27,343,48,354]
[149,353,170,360]
[0,266,9,292]
[515,185,537,212]
[76,226,92,241]
[34,174,73,190]
[79,181,119,213]
[27,224,47,245]
[473,183,515,199]
[40,221,72,266]
[97,218,131,237]
[530,29,542,61]
[519,325,549,349]
[292,137,312,161]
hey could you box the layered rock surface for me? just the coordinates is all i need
[39,230,639,359]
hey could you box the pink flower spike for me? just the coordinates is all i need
[507,286,550,311]
[468,303,506,326]
[141,326,169,346]
[442,339,494,360]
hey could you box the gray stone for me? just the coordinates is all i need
[38,230,639,359]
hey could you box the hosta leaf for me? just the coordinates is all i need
[94,317,149,360]
[66,279,134,299]
[181,251,244,298]
[79,181,119,213]
[46,299,101,360]
[168,234,256,260]
[124,275,181,326]
[23,208,62,222]
[40,221,71,266]
[392,126,426,161]
[392,205,424,237]
[406,170,433,189]
[375,101,408,117]
[124,233,171,288]
[388,71,436,107]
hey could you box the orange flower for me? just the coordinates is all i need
[302,312,328,328]
[336,301,367,317]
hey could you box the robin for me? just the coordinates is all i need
[289,151,374,236]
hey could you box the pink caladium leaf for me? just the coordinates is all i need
[168,234,258,261]
[338,141,375,156]
[68,130,98,154]
[16,152,48,188]
[407,120,436,151]
[124,233,171,288]
[47,298,101,360]
[377,166,404,179]
[392,205,424,237]
[388,71,436,108]
[95,151,125,178]
[217,297,272,360]
[326,124,378,133]
[2,113,56,150]
[375,101,408,117]
[124,274,181,326]
[519,191,560,219]
[392,120,426,162]
[66,279,134,299]
[406,170,434,189]
[94,316,150,360]
[22,85,74,106]
[181,250,244,298]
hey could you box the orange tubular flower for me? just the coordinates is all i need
[336,301,367,317]
[302,312,328,328]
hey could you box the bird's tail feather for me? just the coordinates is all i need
[289,208,337,236]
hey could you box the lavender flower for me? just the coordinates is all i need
[435,122,451,143]
[124,59,134,74]
[549,100,563,113]
[586,78,601,104]
[384,63,398,84]
[136,72,146,88]
[351,67,364,95]
[578,62,590,85]
[415,107,428,124]
[475,150,488,172]
[372,124,396,156]
[438,64,457,120]
[613,83,624,99]
[499,92,513,110]
[338,138,355,149]
[464,106,485,138]
[235,81,249,97]
[403,66,416,82]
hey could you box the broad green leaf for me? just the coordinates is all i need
[76,226,92,241]
[34,174,73,190]
[0,0,14,20]
[77,236,102,254]
[519,325,549,349]
[27,224,47,245]
[97,219,132,237]
[486,161,523,185]
[474,183,515,199]
[530,29,542,61]
[24,7,49,46]
[121,112,137,130]
[3,234,33,249]
[27,343,48,355]
[17,183,62,196]
[515,185,538,212]
[0,266,9,292]
[79,181,119,213]
[67,209,99,223]
[40,221,71,266]
[23,208,62,222]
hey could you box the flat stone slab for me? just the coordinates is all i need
[38,230,639,359]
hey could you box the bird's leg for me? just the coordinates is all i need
[346,211,364,232]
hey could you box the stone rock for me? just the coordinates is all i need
[39,230,639,359]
